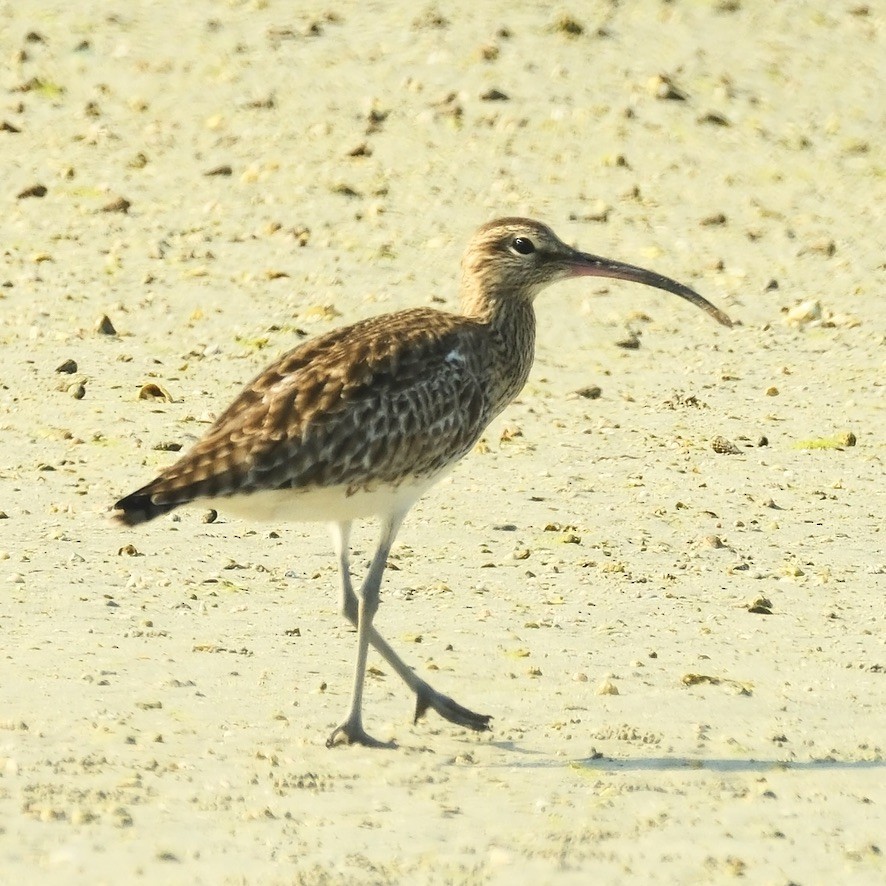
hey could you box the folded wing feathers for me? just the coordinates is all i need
[114,309,492,521]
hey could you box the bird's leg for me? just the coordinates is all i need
[326,514,404,748]
[327,521,492,742]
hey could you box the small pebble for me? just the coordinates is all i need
[648,73,687,101]
[550,13,584,36]
[55,358,77,374]
[95,314,117,335]
[698,111,730,126]
[101,196,131,213]
[17,183,47,199]
[803,237,836,257]
[615,331,641,349]
[784,299,822,325]
[570,200,611,223]
[478,41,500,61]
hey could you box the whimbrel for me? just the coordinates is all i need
[114,218,731,748]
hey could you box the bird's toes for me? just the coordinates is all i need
[414,685,492,732]
[326,719,396,749]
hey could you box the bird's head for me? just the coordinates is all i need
[459,217,732,327]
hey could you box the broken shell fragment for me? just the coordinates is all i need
[711,435,741,454]
[138,383,173,402]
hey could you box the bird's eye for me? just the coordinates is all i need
[510,236,536,256]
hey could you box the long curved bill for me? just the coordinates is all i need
[568,250,733,327]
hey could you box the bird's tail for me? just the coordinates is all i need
[113,484,178,526]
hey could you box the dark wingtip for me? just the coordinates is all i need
[113,486,177,526]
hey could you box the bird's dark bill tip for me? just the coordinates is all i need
[708,304,733,327]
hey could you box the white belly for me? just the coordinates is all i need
[201,473,447,524]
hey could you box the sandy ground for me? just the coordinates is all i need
[1,1,884,883]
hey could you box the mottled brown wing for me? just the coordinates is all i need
[115,308,492,522]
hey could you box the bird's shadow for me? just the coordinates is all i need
[483,740,885,774]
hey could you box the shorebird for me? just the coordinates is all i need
[114,217,731,748]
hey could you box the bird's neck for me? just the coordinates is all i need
[460,285,537,414]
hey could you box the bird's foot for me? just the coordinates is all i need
[414,683,492,732]
[326,717,396,749]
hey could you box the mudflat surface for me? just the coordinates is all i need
[1,2,883,883]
